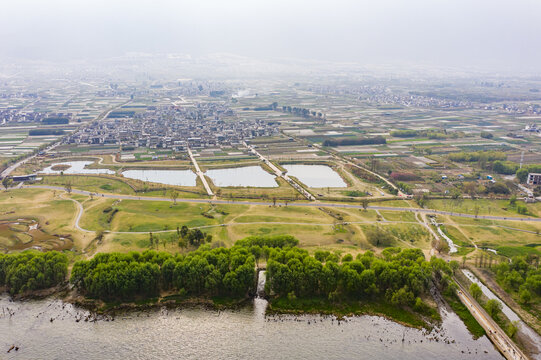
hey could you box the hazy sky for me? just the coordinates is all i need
[2,0,540,72]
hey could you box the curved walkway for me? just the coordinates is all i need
[61,194,93,233]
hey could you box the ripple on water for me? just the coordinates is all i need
[0,296,502,360]
[122,169,197,187]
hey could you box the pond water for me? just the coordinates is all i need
[122,169,197,187]
[40,161,114,175]
[283,164,347,188]
[206,166,278,187]
[0,295,502,360]
[462,269,541,359]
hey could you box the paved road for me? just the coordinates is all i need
[187,147,213,196]
[54,190,420,234]
[244,141,315,200]
[329,152,403,195]
[0,142,60,179]
[21,184,541,223]
[455,279,528,360]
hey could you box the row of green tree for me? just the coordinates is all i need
[251,102,323,119]
[28,129,65,136]
[468,282,511,335]
[492,160,519,175]
[448,151,541,184]
[448,151,506,163]
[266,246,457,308]
[493,255,540,305]
[107,111,135,118]
[70,246,256,301]
[1,235,462,314]
[0,251,68,294]
[280,105,323,119]
[390,129,464,139]
[492,161,541,181]
[322,136,386,147]
[42,117,69,125]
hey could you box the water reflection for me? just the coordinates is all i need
[40,161,115,175]
[122,169,197,186]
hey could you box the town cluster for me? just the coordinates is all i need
[65,103,279,150]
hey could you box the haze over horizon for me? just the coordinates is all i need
[1,0,540,75]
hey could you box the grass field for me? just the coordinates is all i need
[0,188,93,250]
[2,187,539,262]
[452,221,541,249]
[40,175,136,195]
[37,173,208,199]
[426,198,540,218]
[379,210,418,222]
[440,215,541,258]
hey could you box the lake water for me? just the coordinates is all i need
[0,295,502,360]
[122,169,197,187]
[40,161,115,175]
[283,164,347,188]
[206,166,278,187]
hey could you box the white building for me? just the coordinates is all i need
[527,173,541,185]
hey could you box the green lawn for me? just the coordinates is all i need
[40,175,135,195]
[426,199,538,218]
[379,210,418,222]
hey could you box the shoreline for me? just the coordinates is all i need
[266,297,439,330]
[266,305,433,330]
[2,287,436,330]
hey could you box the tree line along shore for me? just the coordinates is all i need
[2,235,467,330]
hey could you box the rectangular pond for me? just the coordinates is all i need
[206,166,278,187]
[283,164,347,188]
[122,169,197,187]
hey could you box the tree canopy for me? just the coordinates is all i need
[70,247,256,301]
[0,251,68,294]
[266,246,455,307]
